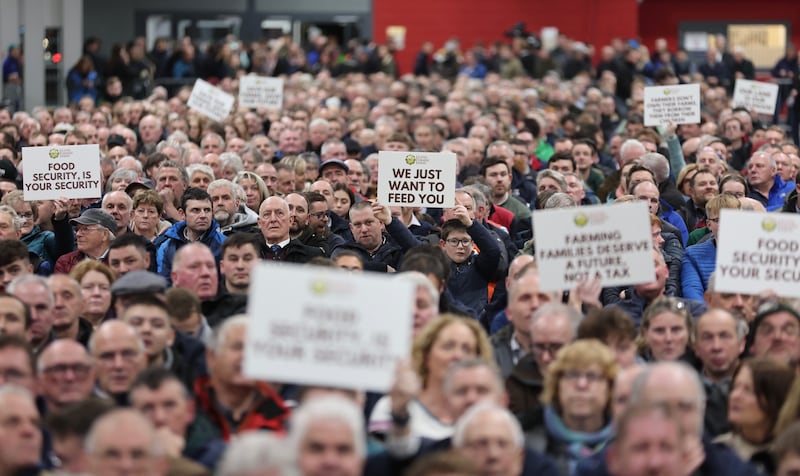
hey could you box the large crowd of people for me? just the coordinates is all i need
[0,26,798,476]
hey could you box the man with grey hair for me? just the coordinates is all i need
[630,362,756,474]
[86,408,168,476]
[208,179,258,234]
[194,315,289,440]
[0,385,43,475]
[102,190,134,234]
[8,274,55,353]
[291,395,365,476]
[693,309,747,438]
[200,132,225,155]
[55,208,117,274]
[368,358,558,475]
[216,432,292,476]
[452,402,526,476]
[638,152,686,211]
[747,150,794,211]
[543,192,576,209]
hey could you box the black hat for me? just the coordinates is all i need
[107,134,126,149]
[0,158,17,182]
[318,158,349,174]
[69,208,117,234]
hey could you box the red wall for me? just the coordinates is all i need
[373,0,639,74]
[639,0,800,55]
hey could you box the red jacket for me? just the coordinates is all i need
[193,376,290,441]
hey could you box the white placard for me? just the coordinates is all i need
[714,209,800,298]
[239,75,283,109]
[643,83,701,127]
[377,151,457,208]
[187,79,234,123]
[244,263,414,392]
[533,202,654,292]
[22,145,102,200]
[733,79,780,115]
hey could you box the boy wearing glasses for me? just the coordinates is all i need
[439,200,503,316]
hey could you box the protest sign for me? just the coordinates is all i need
[714,209,800,298]
[22,145,102,201]
[377,151,457,208]
[533,202,654,291]
[187,79,234,123]
[244,263,414,392]
[643,83,701,127]
[733,79,780,115]
[239,75,283,109]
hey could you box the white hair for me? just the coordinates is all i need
[396,271,440,308]
[204,314,249,353]
[186,163,215,181]
[216,431,295,476]
[452,402,524,448]
[288,395,366,459]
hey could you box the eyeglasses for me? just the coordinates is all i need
[309,211,329,220]
[16,212,33,220]
[707,217,720,223]
[561,370,605,383]
[446,238,473,247]
[42,363,92,378]
[532,342,564,356]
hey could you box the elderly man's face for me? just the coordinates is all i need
[458,410,524,476]
[37,340,94,409]
[298,418,363,476]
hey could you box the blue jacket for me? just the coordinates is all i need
[681,239,716,301]
[22,226,56,267]
[659,199,688,246]
[155,220,226,284]
[747,176,795,212]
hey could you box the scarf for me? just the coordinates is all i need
[544,404,613,467]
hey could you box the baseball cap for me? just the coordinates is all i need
[318,158,349,174]
[69,208,117,234]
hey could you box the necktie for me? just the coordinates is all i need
[270,244,281,260]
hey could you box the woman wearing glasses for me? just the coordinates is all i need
[533,339,617,475]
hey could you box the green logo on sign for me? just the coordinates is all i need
[762,217,777,232]
[574,212,588,227]
[48,148,59,159]
[405,154,416,165]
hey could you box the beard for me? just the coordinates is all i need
[214,210,231,225]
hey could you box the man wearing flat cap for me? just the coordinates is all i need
[747,301,800,366]
[54,208,117,274]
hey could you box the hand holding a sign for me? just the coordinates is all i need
[389,360,420,435]
[52,197,70,221]
[568,275,603,312]
[443,205,473,228]
[372,201,393,226]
